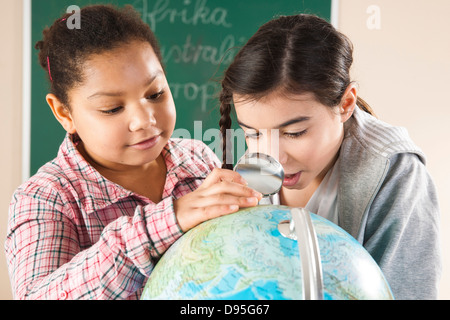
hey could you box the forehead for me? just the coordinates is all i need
[67,41,164,102]
[81,41,163,82]
[233,92,330,129]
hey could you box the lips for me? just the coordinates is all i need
[282,171,301,187]
[129,135,160,150]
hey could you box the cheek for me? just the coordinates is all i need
[307,126,343,165]
[283,128,341,166]
[157,98,176,133]
[165,105,176,130]
[75,114,127,149]
[286,139,317,164]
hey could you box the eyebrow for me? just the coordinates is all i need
[237,116,311,130]
[87,70,163,100]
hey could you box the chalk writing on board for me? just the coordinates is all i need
[134,0,232,32]
[161,34,245,66]
[133,0,246,117]
[170,82,216,112]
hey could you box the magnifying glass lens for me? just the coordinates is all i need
[233,153,284,196]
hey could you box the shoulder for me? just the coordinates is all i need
[16,159,70,202]
[340,108,432,200]
[164,138,221,177]
[8,160,74,233]
[343,107,426,164]
[378,152,437,205]
[17,134,85,202]
[9,135,86,222]
[337,108,433,238]
[168,138,216,155]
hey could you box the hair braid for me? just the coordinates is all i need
[219,88,233,169]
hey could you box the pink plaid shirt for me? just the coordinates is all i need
[5,134,220,300]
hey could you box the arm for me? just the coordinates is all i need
[5,189,181,300]
[5,154,260,300]
[363,153,442,299]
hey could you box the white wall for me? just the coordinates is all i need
[0,0,23,299]
[338,0,450,299]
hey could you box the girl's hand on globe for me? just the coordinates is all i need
[173,168,263,232]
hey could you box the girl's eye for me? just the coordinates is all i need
[284,130,307,139]
[147,90,165,101]
[101,106,123,115]
[244,131,261,139]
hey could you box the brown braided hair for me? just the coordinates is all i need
[219,88,233,170]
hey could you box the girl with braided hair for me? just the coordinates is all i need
[219,14,441,299]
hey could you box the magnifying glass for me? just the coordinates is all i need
[233,152,285,197]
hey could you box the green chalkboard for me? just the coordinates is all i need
[30,0,331,175]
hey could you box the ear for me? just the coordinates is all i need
[339,84,358,123]
[46,93,77,134]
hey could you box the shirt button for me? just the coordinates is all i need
[59,290,68,300]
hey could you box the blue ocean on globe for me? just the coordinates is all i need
[141,205,394,300]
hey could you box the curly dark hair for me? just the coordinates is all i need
[35,4,163,108]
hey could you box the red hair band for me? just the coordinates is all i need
[47,56,53,82]
[46,18,69,82]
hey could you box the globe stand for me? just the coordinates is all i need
[278,208,324,300]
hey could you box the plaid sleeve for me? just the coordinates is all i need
[200,141,222,170]
[5,189,182,300]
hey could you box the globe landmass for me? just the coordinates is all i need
[142,205,394,300]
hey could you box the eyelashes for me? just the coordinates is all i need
[101,106,123,115]
[99,90,166,115]
[146,90,165,101]
[284,130,308,139]
[245,130,308,140]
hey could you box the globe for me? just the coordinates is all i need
[141,205,394,300]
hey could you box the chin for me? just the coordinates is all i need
[283,184,303,190]
[284,178,310,190]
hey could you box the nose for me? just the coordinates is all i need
[277,149,288,165]
[128,103,157,132]
[263,143,288,165]
[250,129,288,164]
